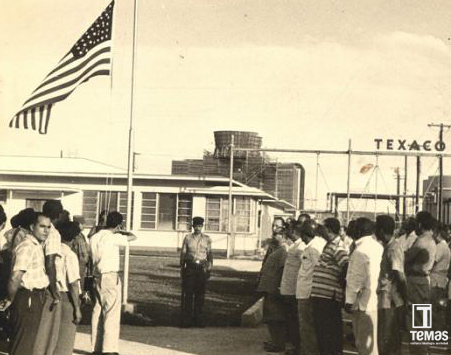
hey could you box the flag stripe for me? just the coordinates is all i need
[10,1,114,134]
[16,69,110,116]
[23,110,28,129]
[38,106,45,134]
[43,104,52,134]
[31,108,36,130]
[23,58,111,106]
[41,52,76,83]
[32,45,111,94]
[20,63,110,114]
[43,41,111,85]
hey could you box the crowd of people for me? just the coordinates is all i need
[0,201,136,355]
[1,200,450,355]
[257,212,451,355]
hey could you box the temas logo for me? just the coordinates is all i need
[410,304,448,344]
[412,304,431,329]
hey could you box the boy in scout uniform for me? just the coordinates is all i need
[180,217,213,328]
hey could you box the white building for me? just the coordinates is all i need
[0,156,293,253]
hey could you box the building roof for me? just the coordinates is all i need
[0,155,125,175]
[0,155,294,210]
[0,155,244,185]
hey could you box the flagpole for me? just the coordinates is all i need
[123,0,139,307]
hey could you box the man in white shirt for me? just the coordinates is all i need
[296,220,326,355]
[34,199,64,355]
[345,217,383,355]
[396,217,417,252]
[54,221,82,355]
[431,225,450,332]
[90,211,137,355]
[375,215,407,355]
[280,220,306,355]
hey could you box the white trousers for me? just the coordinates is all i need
[91,272,122,353]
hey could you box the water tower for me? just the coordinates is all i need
[213,131,262,159]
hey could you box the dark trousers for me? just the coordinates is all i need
[406,277,431,355]
[33,289,62,355]
[282,296,300,352]
[267,321,288,349]
[54,292,77,355]
[377,307,403,355]
[431,286,447,331]
[181,266,207,325]
[311,297,343,355]
[9,288,45,355]
[298,299,319,355]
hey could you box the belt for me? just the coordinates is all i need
[19,287,46,293]
[406,271,428,277]
[186,259,208,268]
[94,271,119,278]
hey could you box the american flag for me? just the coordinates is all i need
[9,1,114,134]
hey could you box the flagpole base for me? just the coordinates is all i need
[122,302,136,313]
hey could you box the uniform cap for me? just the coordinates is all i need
[192,216,204,226]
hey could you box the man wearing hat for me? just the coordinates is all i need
[180,216,213,327]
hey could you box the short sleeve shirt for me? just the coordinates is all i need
[280,239,306,295]
[44,224,61,256]
[399,231,417,252]
[405,231,436,276]
[311,236,349,302]
[91,229,129,276]
[296,236,327,299]
[430,240,451,288]
[181,233,212,262]
[57,244,80,292]
[2,227,29,251]
[377,237,405,309]
[13,235,49,290]
[71,233,90,266]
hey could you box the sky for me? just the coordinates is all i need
[1,0,451,212]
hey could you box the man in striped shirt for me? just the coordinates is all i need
[310,218,349,355]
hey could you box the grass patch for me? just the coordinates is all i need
[125,255,260,327]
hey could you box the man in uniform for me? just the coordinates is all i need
[180,216,213,328]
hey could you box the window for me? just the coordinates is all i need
[205,196,252,233]
[141,192,157,229]
[177,194,193,231]
[82,191,98,227]
[82,190,134,228]
[118,192,134,229]
[235,196,251,232]
[140,193,192,231]
[205,196,253,233]
[26,199,46,212]
[0,190,6,204]
[205,197,230,232]
[158,194,177,230]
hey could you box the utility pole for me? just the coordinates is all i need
[428,123,451,222]
[415,156,421,213]
[403,156,407,220]
[227,135,234,259]
[395,168,400,222]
